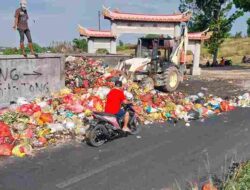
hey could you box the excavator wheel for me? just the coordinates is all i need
[162,66,180,92]
[141,77,154,91]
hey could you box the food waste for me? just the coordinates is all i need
[0,56,249,158]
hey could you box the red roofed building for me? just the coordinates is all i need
[188,30,211,41]
[187,30,211,75]
[79,26,116,39]
[78,8,210,75]
[103,8,191,23]
[78,25,116,54]
[102,7,191,38]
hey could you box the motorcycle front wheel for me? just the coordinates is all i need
[86,124,107,147]
[129,118,142,135]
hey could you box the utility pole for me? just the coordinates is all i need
[98,11,101,31]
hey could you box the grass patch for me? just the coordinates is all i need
[224,161,250,190]
[117,37,250,64]
[201,37,250,64]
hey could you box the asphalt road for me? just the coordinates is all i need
[0,108,249,190]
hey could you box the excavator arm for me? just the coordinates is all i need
[170,24,188,66]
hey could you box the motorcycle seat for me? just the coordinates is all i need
[93,112,116,117]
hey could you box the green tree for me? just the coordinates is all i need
[248,19,250,37]
[3,48,19,55]
[119,40,124,47]
[234,31,243,38]
[234,0,250,12]
[179,0,187,13]
[72,38,87,52]
[3,43,45,55]
[233,0,250,37]
[96,48,109,54]
[145,34,161,38]
[182,0,243,62]
[25,43,44,53]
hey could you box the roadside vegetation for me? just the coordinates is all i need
[1,38,88,55]
[224,161,250,190]
[201,37,250,64]
[117,37,250,64]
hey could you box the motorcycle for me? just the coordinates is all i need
[86,104,141,147]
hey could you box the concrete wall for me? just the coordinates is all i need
[0,54,65,107]
[87,40,95,54]
[88,38,117,54]
[188,40,201,75]
[112,21,176,37]
[110,39,117,54]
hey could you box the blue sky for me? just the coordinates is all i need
[0,0,249,47]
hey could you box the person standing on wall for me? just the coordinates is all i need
[13,0,38,58]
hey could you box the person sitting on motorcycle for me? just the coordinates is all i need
[105,80,131,133]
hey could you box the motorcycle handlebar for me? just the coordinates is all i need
[122,103,133,107]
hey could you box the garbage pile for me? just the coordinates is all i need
[0,57,250,158]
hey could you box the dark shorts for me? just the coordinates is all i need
[116,109,126,119]
[18,28,32,43]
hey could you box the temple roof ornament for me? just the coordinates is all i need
[102,6,191,23]
[78,25,116,38]
[188,29,211,41]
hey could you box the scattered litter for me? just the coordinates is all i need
[0,56,249,158]
[201,87,208,91]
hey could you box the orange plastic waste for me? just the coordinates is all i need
[202,183,218,190]
[220,101,235,112]
[40,113,53,123]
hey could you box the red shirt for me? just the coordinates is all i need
[105,88,126,114]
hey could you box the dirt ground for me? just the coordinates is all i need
[180,65,250,97]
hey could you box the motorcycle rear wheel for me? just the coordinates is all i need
[86,124,107,147]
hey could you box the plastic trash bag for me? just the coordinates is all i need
[40,113,53,123]
[0,144,13,156]
[0,122,14,144]
[96,87,110,100]
[12,144,33,158]
[48,123,65,133]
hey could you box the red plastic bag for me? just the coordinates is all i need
[80,70,87,78]
[0,122,14,144]
[24,128,34,139]
[133,105,143,115]
[62,94,74,104]
[140,94,153,103]
[220,101,235,112]
[66,103,84,113]
[19,104,41,116]
[83,80,89,88]
[153,96,163,107]
[88,58,97,65]
[0,144,13,156]
[95,78,105,86]
[104,82,114,88]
